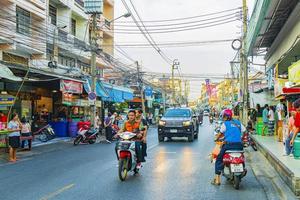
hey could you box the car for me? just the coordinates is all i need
[158,108,198,142]
[203,110,209,116]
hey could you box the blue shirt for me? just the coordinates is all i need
[262,108,269,123]
[223,119,242,143]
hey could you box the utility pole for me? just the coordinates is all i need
[184,80,189,107]
[90,13,97,126]
[137,61,146,114]
[171,59,179,106]
[241,0,248,124]
[179,79,182,105]
[162,74,166,113]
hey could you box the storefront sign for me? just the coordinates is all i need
[73,99,90,107]
[288,60,300,84]
[274,78,287,97]
[60,80,83,94]
[0,96,14,106]
[62,93,73,106]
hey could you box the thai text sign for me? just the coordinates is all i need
[60,80,83,94]
[288,60,300,84]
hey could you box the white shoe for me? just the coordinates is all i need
[106,140,112,144]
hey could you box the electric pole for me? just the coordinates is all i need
[162,74,166,113]
[90,13,97,126]
[172,59,179,106]
[137,61,146,114]
[241,0,248,124]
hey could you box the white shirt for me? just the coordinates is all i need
[268,110,275,121]
[94,115,100,129]
[276,103,284,120]
[220,121,246,133]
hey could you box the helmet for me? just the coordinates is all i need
[223,109,233,119]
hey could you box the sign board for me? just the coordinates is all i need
[144,87,153,97]
[288,60,300,84]
[88,92,96,105]
[60,80,83,94]
[274,78,287,97]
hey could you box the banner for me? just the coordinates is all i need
[60,80,83,94]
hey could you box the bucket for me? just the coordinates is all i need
[68,122,78,138]
[49,121,68,137]
[293,133,300,159]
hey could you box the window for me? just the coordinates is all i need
[49,5,57,26]
[71,18,76,36]
[16,7,31,35]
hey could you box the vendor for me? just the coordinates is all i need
[0,111,8,123]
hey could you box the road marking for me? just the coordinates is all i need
[40,184,75,200]
[159,152,177,154]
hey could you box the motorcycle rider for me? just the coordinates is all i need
[115,110,145,168]
[211,109,245,185]
[136,109,148,159]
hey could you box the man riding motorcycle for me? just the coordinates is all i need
[212,109,245,185]
[115,110,145,168]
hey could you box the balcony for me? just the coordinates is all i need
[97,16,114,38]
[74,0,84,7]
[72,0,88,20]
[50,0,72,8]
[48,24,90,59]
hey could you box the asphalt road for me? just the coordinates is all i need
[0,117,286,200]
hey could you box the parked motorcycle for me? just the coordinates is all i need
[116,132,140,181]
[209,116,214,124]
[33,124,55,142]
[73,127,100,145]
[242,131,258,151]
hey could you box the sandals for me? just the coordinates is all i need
[211,178,221,186]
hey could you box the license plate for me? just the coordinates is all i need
[170,129,177,133]
[230,164,244,173]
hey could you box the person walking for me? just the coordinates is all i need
[7,113,22,162]
[262,104,269,136]
[20,117,32,150]
[284,109,296,156]
[268,106,275,136]
[290,99,300,149]
[276,99,285,142]
[104,113,113,143]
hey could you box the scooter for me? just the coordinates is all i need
[242,131,258,151]
[116,132,140,181]
[209,116,214,124]
[214,134,247,190]
[34,124,56,142]
[222,149,247,189]
[73,127,100,145]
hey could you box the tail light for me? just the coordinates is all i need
[119,151,131,159]
[231,154,245,164]
[223,153,232,163]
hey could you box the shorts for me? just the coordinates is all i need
[9,136,20,148]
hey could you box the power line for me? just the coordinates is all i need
[115,7,241,23]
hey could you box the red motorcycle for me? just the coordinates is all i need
[222,150,247,189]
[73,121,100,145]
[242,131,258,151]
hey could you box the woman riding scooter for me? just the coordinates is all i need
[211,109,245,185]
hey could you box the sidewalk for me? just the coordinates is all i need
[0,137,72,165]
[252,135,300,196]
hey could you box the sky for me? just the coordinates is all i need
[114,0,256,100]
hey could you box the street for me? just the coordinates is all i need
[0,117,289,200]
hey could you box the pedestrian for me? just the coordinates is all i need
[148,112,153,125]
[136,109,148,159]
[7,113,22,162]
[284,108,296,156]
[268,106,275,136]
[256,104,262,117]
[20,117,32,150]
[94,112,101,129]
[276,99,285,142]
[104,112,113,143]
[290,99,300,149]
[262,104,269,136]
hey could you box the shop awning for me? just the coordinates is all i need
[0,63,22,81]
[83,78,109,98]
[102,83,134,103]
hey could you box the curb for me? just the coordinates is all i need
[251,135,300,197]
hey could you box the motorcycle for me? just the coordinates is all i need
[209,116,214,124]
[222,149,247,189]
[73,127,100,145]
[33,124,56,142]
[116,132,140,181]
[242,131,258,151]
[214,134,247,190]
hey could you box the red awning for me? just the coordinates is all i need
[282,87,300,94]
